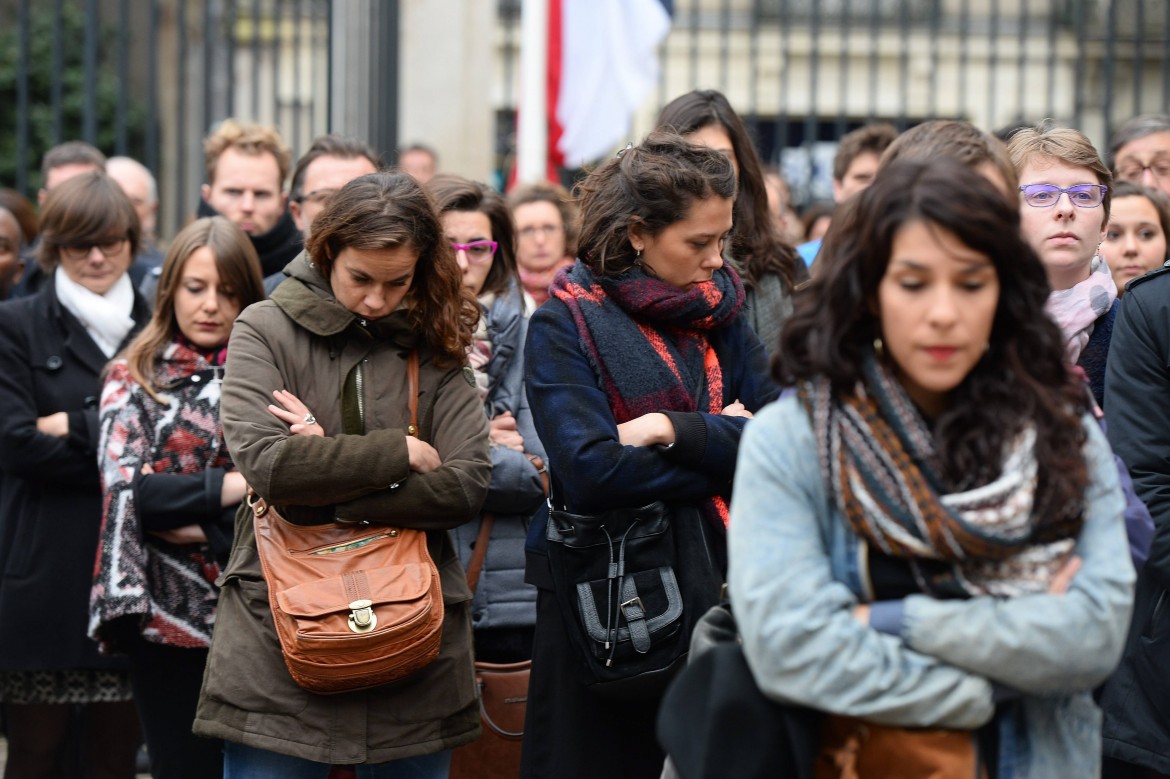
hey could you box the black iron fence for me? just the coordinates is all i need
[1,0,332,237]
[499,0,1170,205]
[5,0,1170,237]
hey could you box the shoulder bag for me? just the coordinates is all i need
[658,603,986,779]
[250,351,444,695]
[449,510,532,779]
[545,490,723,700]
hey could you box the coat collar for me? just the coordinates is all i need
[271,251,421,350]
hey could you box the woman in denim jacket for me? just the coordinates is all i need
[729,159,1134,778]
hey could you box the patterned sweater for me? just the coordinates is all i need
[90,340,234,649]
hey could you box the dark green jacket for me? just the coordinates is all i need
[194,253,491,764]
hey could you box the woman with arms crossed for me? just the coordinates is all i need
[91,216,264,778]
[729,159,1134,777]
[521,133,777,779]
[192,172,491,778]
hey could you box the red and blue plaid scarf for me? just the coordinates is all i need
[550,261,744,527]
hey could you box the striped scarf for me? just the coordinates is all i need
[801,355,1076,597]
[550,260,744,528]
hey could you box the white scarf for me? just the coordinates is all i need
[54,265,135,358]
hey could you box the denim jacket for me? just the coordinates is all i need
[728,395,1135,778]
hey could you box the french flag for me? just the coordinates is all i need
[547,0,673,169]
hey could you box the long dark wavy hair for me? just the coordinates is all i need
[307,172,478,365]
[778,158,1089,523]
[575,131,736,278]
[657,89,801,289]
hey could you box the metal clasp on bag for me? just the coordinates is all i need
[246,490,268,517]
[620,596,645,620]
[348,599,377,633]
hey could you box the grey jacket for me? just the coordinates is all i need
[451,283,546,630]
[729,396,1134,778]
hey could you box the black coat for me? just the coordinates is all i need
[1099,516,1170,773]
[0,276,149,670]
[1101,265,1170,770]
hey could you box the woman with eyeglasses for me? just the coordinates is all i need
[1008,123,1116,407]
[508,182,577,311]
[0,171,149,777]
[427,174,547,666]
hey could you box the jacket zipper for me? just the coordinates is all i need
[354,361,366,430]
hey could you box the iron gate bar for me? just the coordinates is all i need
[147,0,160,177]
[867,0,879,123]
[837,0,852,139]
[806,0,819,146]
[178,0,189,212]
[52,0,64,145]
[1074,0,1086,130]
[116,0,130,155]
[1046,0,1057,120]
[1104,0,1116,138]
[16,0,31,194]
[251,0,261,119]
[898,0,910,132]
[1016,1,1027,126]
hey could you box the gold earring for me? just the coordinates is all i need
[873,336,884,359]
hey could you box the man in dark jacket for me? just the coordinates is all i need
[262,134,380,293]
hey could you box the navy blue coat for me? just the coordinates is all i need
[523,292,779,587]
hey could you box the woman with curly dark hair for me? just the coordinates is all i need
[657,89,806,356]
[192,172,492,777]
[729,159,1134,777]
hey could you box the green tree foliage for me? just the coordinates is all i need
[0,2,149,197]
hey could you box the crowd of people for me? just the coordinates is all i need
[2,96,1170,778]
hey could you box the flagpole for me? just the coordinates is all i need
[517,0,549,183]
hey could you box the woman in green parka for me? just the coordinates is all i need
[193,172,491,777]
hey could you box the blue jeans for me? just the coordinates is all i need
[223,741,452,779]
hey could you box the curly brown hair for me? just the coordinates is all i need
[779,158,1089,530]
[306,172,477,365]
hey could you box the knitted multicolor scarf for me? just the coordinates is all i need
[800,354,1078,598]
[550,260,744,528]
